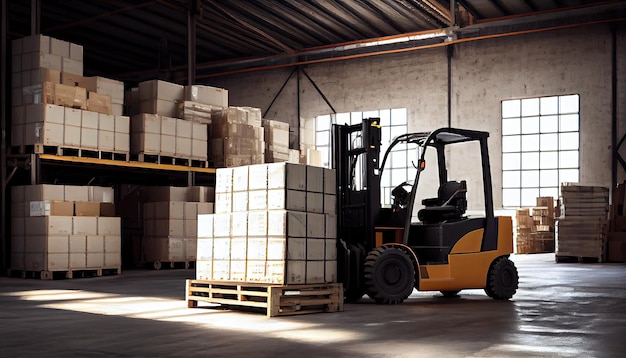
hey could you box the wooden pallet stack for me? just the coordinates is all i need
[607,181,626,262]
[556,184,609,262]
[515,197,555,254]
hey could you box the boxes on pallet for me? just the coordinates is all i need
[138,80,184,118]
[177,101,213,123]
[184,85,228,107]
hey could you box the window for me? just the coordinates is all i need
[315,109,412,207]
[501,95,580,208]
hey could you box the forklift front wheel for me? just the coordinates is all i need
[364,246,415,304]
[485,256,519,300]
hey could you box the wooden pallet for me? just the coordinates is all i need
[11,144,129,161]
[555,255,603,263]
[186,280,343,317]
[131,153,198,167]
[8,266,121,280]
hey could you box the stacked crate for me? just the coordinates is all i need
[557,184,609,261]
[141,186,214,268]
[196,162,337,284]
[11,34,129,154]
[262,119,291,163]
[11,184,121,275]
[209,107,265,167]
[515,208,534,253]
[515,197,556,254]
[607,181,626,262]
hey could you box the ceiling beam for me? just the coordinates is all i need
[44,1,156,32]
[456,0,482,19]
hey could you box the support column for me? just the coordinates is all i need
[1,0,8,272]
[187,0,198,86]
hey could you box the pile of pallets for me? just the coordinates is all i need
[556,184,609,263]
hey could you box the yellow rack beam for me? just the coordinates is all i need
[38,154,216,174]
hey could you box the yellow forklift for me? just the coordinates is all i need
[333,118,518,303]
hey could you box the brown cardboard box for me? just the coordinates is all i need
[53,83,87,109]
[61,72,84,87]
[29,200,73,216]
[72,216,98,235]
[87,92,112,115]
[75,202,101,217]
[100,203,116,217]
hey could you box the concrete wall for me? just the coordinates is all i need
[210,24,624,209]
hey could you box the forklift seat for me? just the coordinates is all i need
[418,180,467,223]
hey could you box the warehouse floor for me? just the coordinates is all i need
[1,254,625,358]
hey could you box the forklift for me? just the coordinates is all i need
[333,118,518,304]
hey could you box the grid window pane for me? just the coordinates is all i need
[316,115,331,130]
[316,131,329,146]
[391,108,407,124]
[502,135,521,153]
[501,94,579,208]
[502,100,521,118]
[336,113,350,125]
[379,109,391,127]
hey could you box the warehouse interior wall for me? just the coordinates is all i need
[210,24,624,210]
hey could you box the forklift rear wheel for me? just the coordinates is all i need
[440,290,461,297]
[364,247,415,304]
[153,261,162,270]
[485,256,518,300]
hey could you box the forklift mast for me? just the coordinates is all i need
[332,118,382,293]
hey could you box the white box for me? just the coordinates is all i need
[98,131,114,151]
[70,43,83,61]
[115,115,130,134]
[212,260,230,280]
[248,190,267,210]
[307,165,324,193]
[99,113,115,131]
[196,238,213,261]
[24,235,69,253]
[69,252,86,268]
[81,127,98,149]
[197,214,213,237]
[247,210,268,237]
[50,37,70,57]
[212,213,231,237]
[197,202,214,214]
[176,119,192,138]
[35,122,64,146]
[325,214,337,239]
[140,99,177,118]
[62,58,83,76]
[307,238,325,260]
[215,192,232,214]
[287,237,307,260]
[64,107,82,127]
[232,191,248,212]
[114,132,130,152]
[139,80,184,102]
[25,216,73,236]
[267,162,306,190]
[306,192,324,213]
[248,237,268,260]
[184,85,228,107]
[232,166,249,192]
[72,216,97,235]
[196,260,212,280]
[98,217,121,235]
[44,104,64,124]
[64,185,89,202]
[104,252,121,267]
[23,184,65,201]
[69,235,86,253]
[81,110,99,129]
[307,213,325,238]
[86,235,105,252]
[215,168,233,193]
[230,237,247,260]
[192,123,208,140]
[184,219,198,238]
[326,239,337,260]
[131,132,160,154]
[212,238,230,260]
[230,260,247,281]
[231,212,248,237]
[324,168,336,194]
[64,125,81,147]
[185,238,197,260]
[246,261,266,282]
[161,116,177,136]
[175,136,192,157]
[306,260,325,284]
[89,186,114,203]
[87,253,104,268]
[324,194,336,215]
[267,210,306,237]
[191,139,207,159]
[248,164,268,190]
[131,113,161,134]
[267,189,306,211]
[286,261,306,284]
[266,237,285,261]
[161,134,176,156]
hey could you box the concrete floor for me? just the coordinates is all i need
[1,253,625,358]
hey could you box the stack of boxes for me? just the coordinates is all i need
[262,119,291,163]
[299,119,321,166]
[515,208,534,253]
[11,184,122,273]
[209,107,265,167]
[608,181,626,262]
[196,162,337,284]
[11,34,129,154]
[557,184,609,261]
[515,197,556,254]
[142,186,214,266]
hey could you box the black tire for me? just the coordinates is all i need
[344,288,365,303]
[485,257,519,300]
[441,290,461,298]
[364,247,415,304]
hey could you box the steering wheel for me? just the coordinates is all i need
[391,181,412,209]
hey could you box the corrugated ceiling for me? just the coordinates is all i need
[5,0,626,83]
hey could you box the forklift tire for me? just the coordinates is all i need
[364,247,415,304]
[440,290,461,297]
[485,256,519,300]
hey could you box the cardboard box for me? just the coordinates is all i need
[177,119,192,138]
[97,113,115,131]
[191,139,208,160]
[325,260,337,283]
[325,214,337,239]
[267,162,306,190]
[131,132,160,154]
[26,122,64,146]
[229,237,247,260]
[248,164,268,191]
[62,58,83,76]
[307,166,324,193]
[97,217,121,235]
[307,213,325,238]
[43,104,65,124]
[212,260,230,280]
[25,216,73,236]
[215,168,233,193]
[115,115,130,134]
[196,238,213,261]
[306,238,325,260]
[29,200,74,216]
[90,186,114,203]
[50,37,70,57]
[69,252,86,268]
[247,210,268,237]
[248,190,267,211]
[323,168,336,194]
[139,99,178,118]
[139,80,184,102]
[81,110,99,129]
[104,235,121,252]
[306,192,324,214]
[81,127,98,149]
[98,130,115,151]
[142,186,188,202]
[11,218,26,237]
[54,83,87,109]
[154,219,184,237]
[607,232,626,262]
[161,116,177,136]
[152,201,185,220]
[215,192,232,214]
[72,216,98,235]
[131,113,161,134]
[267,210,306,237]
[22,34,50,54]
[24,184,65,202]
[161,134,176,156]
[184,219,197,238]
[196,260,212,280]
[184,85,228,107]
[114,132,130,152]
[306,260,325,284]
[25,252,69,271]
[86,235,105,252]
[231,212,248,237]
[192,123,208,140]
[87,252,104,268]
[61,72,84,87]
[175,137,192,157]
[212,238,230,260]
[24,235,69,253]
[197,202,214,215]
[64,185,89,202]
[69,235,87,253]
[75,202,101,217]
[63,125,81,147]
[81,77,124,101]
[70,43,83,61]
[104,252,121,267]
[267,189,306,212]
